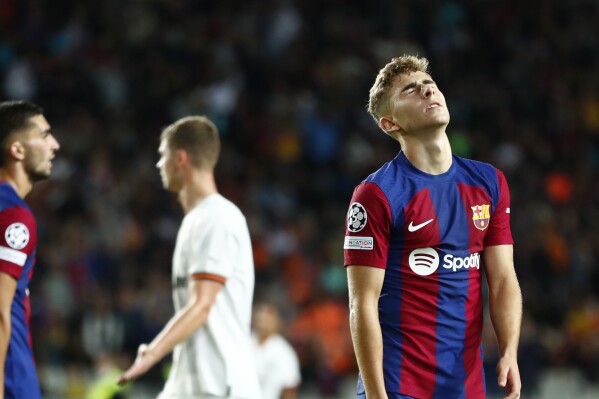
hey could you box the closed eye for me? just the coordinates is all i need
[400,79,437,94]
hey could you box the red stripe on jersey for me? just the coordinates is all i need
[344,182,392,269]
[0,205,36,279]
[399,188,439,398]
[484,170,514,246]
[457,183,487,397]
[191,273,227,284]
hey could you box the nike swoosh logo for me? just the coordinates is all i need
[408,219,434,232]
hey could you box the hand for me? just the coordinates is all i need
[496,355,521,399]
[117,344,157,386]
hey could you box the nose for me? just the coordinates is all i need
[421,84,434,98]
[51,134,60,150]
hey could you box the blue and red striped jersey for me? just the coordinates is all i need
[0,181,41,399]
[344,152,513,399]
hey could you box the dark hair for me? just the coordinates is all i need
[0,100,44,142]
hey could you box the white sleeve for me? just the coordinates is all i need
[187,213,238,280]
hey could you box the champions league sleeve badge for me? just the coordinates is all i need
[347,202,368,233]
[5,223,30,250]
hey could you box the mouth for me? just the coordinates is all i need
[427,102,443,110]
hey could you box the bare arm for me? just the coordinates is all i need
[0,273,18,399]
[347,265,387,399]
[484,244,522,399]
[118,278,223,385]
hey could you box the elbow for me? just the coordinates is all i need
[348,296,377,323]
[348,297,363,319]
[491,276,522,299]
[0,309,10,325]
[190,299,215,326]
[0,312,11,336]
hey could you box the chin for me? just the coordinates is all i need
[165,183,179,193]
[29,171,51,182]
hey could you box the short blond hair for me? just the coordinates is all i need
[367,55,430,124]
[160,116,221,170]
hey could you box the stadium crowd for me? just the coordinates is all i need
[1,0,598,397]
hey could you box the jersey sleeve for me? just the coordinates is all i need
[187,213,236,283]
[0,206,36,279]
[343,182,392,269]
[484,169,514,246]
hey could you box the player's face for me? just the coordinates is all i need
[21,115,60,181]
[157,139,182,192]
[388,71,450,135]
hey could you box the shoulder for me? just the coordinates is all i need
[351,155,405,202]
[268,335,299,358]
[0,205,35,229]
[0,183,29,212]
[453,155,505,185]
[454,155,501,176]
[206,194,245,221]
[364,154,405,187]
[188,194,247,230]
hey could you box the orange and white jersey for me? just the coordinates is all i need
[159,193,261,399]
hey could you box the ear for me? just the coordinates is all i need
[7,141,26,161]
[379,116,401,134]
[175,149,189,167]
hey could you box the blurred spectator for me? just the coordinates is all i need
[252,302,302,399]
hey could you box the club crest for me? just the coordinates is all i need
[471,204,490,231]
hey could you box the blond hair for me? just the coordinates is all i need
[367,55,430,124]
[160,116,221,170]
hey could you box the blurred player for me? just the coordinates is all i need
[345,55,522,398]
[252,302,301,399]
[118,116,261,399]
[0,100,60,399]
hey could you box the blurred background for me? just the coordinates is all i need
[1,0,599,398]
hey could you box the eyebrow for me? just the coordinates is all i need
[400,79,436,93]
[35,126,51,135]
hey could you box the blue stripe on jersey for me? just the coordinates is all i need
[429,183,469,398]
[379,215,405,393]
[452,157,500,213]
[0,182,26,211]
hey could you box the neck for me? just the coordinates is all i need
[178,169,218,214]
[0,165,33,198]
[257,331,274,345]
[398,128,453,175]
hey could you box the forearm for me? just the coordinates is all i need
[280,387,298,399]
[0,274,17,399]
[489,276,522,357]
[0,314,11,398]
[147,301,210,361]
[349,302,387,398]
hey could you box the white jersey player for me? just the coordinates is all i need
[119,116,261,399]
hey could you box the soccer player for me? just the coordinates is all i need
[0,100,60,399]
[344,55,522,399]
[252,302,301,399]
[118,116,261,399]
